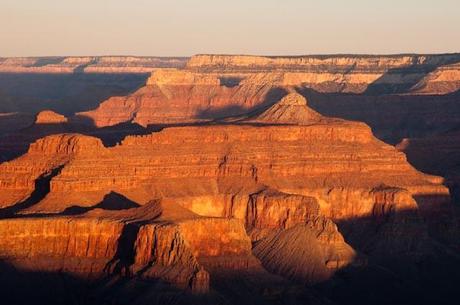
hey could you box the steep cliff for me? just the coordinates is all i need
[0,197,262,296]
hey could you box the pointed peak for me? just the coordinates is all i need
[277,93,308,106]
[247,92,322,125]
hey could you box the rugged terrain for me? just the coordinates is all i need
[0,54,459,305]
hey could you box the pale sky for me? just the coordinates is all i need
[0,0,459,57]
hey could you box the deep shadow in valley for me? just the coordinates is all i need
[0,73,149,115]
[320,202,460,305]
[0,259,219,305]
[299,88,460,145]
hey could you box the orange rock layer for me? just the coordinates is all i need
[0,89,454,300]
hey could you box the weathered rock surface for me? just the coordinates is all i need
[1,54,460,305]
[253,219,356,284]
[0,198,259,296]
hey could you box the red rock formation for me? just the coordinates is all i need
[74,55,460,134]
[34,110,68,124]
[0,198,259,294]
[0,134,103,208]
[1,94,446,218]
[0,93,448,290]
[246,92,323,125]
[0,58,458,304]
[77,69,287,127]
[396,131,460,248]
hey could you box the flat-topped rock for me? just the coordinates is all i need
[34,110,68,124]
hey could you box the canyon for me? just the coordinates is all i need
[0,54,459,305]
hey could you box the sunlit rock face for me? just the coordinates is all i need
[34,110,68,124]
[0,54,459,305]
[77,68,288,127]
[0,92,448,283]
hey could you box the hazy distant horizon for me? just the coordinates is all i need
[1,0,459,57]
[3,52,460,59]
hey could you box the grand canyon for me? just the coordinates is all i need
[0,53,459,305]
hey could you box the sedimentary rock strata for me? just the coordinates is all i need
[0,54,459,305]
[0,94,448,254]
[75,53,460,134]
[77,68,287,127]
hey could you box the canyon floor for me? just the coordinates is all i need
[0,54,459,305]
